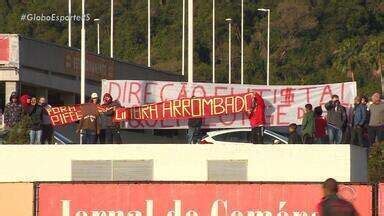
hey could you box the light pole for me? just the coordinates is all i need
[241,0,244,84]
[110,0,114,58]
[80,0,86,145]
[258,8,270,86]
[81,0,86,105]
[181,0,185,76]
[148,0,151,67]
[226,18,232,84]
[212,0,215,83]
[94,18,100,54]
[68,0,71,47]
[188,0,193,83]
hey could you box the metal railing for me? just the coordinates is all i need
[53,131,73,144]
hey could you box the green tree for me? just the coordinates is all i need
[368,142,384,183]
[5,114,31,144]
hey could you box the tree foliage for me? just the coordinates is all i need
[368,142,384,183]
[0,0,383,95]
[5,114,31,144]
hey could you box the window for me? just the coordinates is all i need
[213,131,250,143]
[71,160,112,181]
[207,160,248,181]
[71,160,153,181]
[113,160,153,181]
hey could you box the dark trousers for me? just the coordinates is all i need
[342,126,351,144]
[368,126,384,146]
[82,129,97,144]
[252,127,263,144]
[302,134,314,144]
[41,124,54,144]
[99,128,122,144]
[351,126,364,146]
[315,136,327,144]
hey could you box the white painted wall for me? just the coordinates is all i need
[0,144,367,182]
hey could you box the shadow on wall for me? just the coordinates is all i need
[350,145,368,182]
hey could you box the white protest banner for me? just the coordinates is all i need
[102,80,357,129]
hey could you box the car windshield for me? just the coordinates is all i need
[211,129,287,144]
[213,131,250,143]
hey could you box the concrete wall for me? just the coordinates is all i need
[0,144,367,182]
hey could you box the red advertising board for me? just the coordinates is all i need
[379,183,384,216]
[38,183,372,216]
[0,36,9,63]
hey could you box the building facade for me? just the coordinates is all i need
[0,34,183,109]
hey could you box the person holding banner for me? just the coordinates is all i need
[40,97,54,144]
[325,95,347,144]
[76,95,101,144]
[248,93,265,144]
[99,93,122,144]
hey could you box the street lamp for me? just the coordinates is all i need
[80,0,86,144]
[110,0,114,58]
[258,8,270,86]
[241,0,244,84]
[212,0,215,83]
[226,18,232,84]
[94,18,100,54]
[182,0,185,76]
[188,0,193,83]
[148,0,151,67]
[68,0,71,47]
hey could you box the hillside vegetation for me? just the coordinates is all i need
[0,0,383,95]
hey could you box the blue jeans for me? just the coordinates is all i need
[327,125,343,144]
[29,130,42,144]
[82,129,97,144]
[187,127,201,144]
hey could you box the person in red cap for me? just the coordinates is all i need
[99,93,122,144]
[247,92,266,144]
[19,94,31,113]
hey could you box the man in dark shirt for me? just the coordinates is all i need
[318,178,358,216]
[325,95,347,144]
[351,96,366,146]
